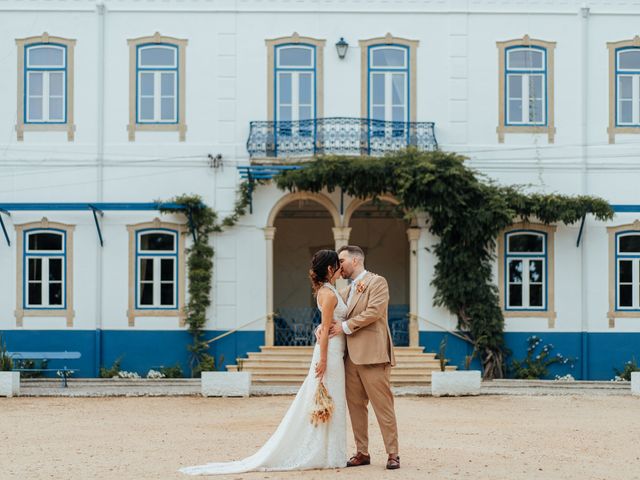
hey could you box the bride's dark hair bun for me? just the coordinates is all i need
[309,249,339,293]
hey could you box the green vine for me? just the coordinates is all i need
[160,185,254,377]
[273,149,614,379]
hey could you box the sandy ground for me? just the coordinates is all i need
[2,395,640,480]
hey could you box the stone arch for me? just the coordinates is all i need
[267,191,341,228]
[342,194,400,227]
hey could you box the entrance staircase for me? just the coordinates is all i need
[226,346,456,386]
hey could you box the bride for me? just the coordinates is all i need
[180,249,347,475]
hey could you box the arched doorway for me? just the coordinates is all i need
[346,199,411,346]
[269,194,340,346]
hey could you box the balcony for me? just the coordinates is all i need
[246,117,437,160]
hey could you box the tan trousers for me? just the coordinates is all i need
[345,356,399,455]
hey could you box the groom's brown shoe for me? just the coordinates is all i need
[386,455,400,470]
[346,452,370,467]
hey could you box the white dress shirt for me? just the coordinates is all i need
[342,270,368,335]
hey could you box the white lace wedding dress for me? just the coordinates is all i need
[180,283,347,475]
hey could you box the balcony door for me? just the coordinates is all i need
[275,45,315,145]
[368,45,409,145]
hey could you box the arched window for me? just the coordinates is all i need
[504,231,547,310]
[136,229,178,309]
[496,36,556,143]
[505,47,546,126]
[24,230,66,308]
[137,44,178,123]
[274,44,316,137]
[15,33,76,141]
[615,232,640,310]
[127,33,188,141]
[615,48,640,126]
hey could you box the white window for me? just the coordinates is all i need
[616,49,640,126]
[616,233,640,310]
[506,47,546,125]
[275,45,315,136]
[369,46,408,137]
[136,230,177,308]
[25,45,66,123]
[24,230,65,308]
[137,45,178,123]
[505,232,546,310]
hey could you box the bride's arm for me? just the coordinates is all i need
[315,288,338,379]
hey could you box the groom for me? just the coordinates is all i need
[330,245,400,470]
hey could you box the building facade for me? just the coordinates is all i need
[1,0,640,379]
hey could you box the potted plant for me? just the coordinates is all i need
[200,354,251,397]
[431,337,482,397]
[0,334,20,397]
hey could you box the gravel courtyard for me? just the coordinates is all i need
[2,395,639,480]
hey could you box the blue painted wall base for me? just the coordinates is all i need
[420,331,640,380]
[1,330,264,378]
[2,329,637,380]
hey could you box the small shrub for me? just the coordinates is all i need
[159,364,184,378]
[464,347,477,370]
[510,336,575,380]
[0,334,13,371]
[613,357,639,381]
[192,354,225,378]
[117,370,140,379]
[146,369,166,379]
[436,338,447,372]
[14,359,49,378]
[99,356,123,378]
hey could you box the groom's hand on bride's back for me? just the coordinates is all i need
[314,322,340,341]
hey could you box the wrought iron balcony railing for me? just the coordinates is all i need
[247,117,437,159]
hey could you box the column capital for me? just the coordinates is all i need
[407,227,421,242]
[332,227,352,241]
[263,226,276,240]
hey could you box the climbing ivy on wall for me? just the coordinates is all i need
[160,187,253,377]
[271,149,614,379]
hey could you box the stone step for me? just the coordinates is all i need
[242,353,438,363]
[236,360,445,369]
[258,346,432,355]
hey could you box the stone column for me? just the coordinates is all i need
[407,227,421,347]
[264,227,276,346]
[333,227,351,289]
[332,227,351,250]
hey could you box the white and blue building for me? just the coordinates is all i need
[1,0,640,380]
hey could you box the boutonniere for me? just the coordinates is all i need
[356,281,367,294]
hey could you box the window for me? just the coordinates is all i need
[498,223,556,325]
[25,44,66,123]
[14,219,75,327]
[265,34,326,158]
[137,45,178,123]
[359,34,419,152]
[505,231,546,310]
[615,232,640,310]
[615,49,640,126]
[127,33,188,141]
[15,33,76,141]
[369,45,409,138]
[136,230,177,309]
[505,47,546,125]
[496,36,556,143]
[127,219,186,326]
[275,44,316,137]
[24,230,65,308]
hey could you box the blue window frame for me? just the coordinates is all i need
[23,229,66,309]
[135,229,178,309]
[615,231,640,310]
[367,45,409,140]
[615,47,640,126]
[274,44,316,140]
[136,44,178,124]
[505,46,547,126]
[24,43,67,124]
[504,230,547,311]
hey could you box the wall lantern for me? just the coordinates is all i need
[335,37,349,59]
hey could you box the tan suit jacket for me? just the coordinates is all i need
[341,272,396,367]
